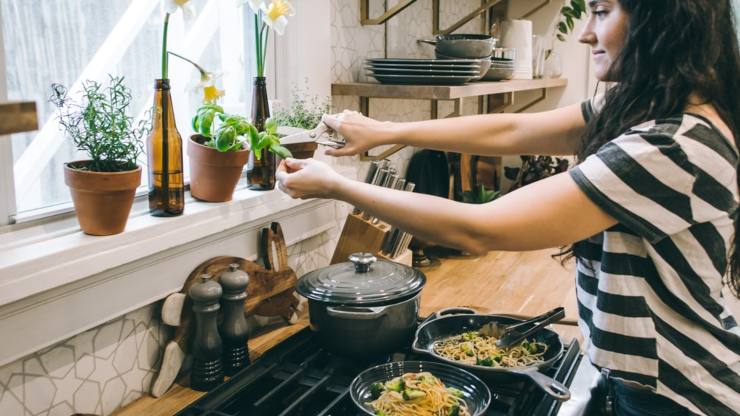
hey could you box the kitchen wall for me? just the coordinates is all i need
[0,1,594,415]
[0,232,337,416]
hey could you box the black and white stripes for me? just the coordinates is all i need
[570,103,740,415]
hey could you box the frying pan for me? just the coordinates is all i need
[412,307,571,401]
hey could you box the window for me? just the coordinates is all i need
[0,0,260,224]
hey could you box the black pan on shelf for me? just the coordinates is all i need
[412,307,571,401]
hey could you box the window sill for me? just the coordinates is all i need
[0,186,334,307]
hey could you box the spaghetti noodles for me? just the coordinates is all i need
[367,372,470,416]
[433,331,547,368]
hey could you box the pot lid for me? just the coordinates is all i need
[296,253,426,305]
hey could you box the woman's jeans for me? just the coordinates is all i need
[585,369,692,415]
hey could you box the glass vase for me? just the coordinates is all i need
[147,79,185,216]
[246,76,276,191]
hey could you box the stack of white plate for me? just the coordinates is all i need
[365,58,481,85]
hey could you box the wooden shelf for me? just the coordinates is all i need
[332,78,567,100]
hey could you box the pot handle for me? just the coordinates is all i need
[516,368,571,401]
[326,305,387,320]
[433,307,477,320]
[417,39,437,46]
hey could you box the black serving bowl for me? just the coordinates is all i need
[350,360,492,416]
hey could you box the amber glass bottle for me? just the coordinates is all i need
[246,76,276,190]
[147,79,184,216]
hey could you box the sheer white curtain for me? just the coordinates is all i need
[1,0,255,218]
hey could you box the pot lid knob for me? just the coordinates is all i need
[348,252,377,273]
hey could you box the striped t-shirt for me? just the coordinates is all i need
[569,98,740,415]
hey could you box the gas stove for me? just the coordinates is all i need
[177,327,583,416]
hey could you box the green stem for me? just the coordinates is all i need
[261,28,270,77]
[162,13,170,79]
[167,51,208,78]
[254,13,263,77]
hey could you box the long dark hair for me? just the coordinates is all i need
[569,0,740,295]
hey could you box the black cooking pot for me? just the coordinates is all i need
[296,253,426,358]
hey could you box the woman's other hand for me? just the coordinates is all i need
[321,110,395,157]
[276,158,346,199]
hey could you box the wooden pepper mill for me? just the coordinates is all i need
[189,273,224,391]
[219,263,250,376]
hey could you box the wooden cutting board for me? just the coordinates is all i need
[151,222,299,397]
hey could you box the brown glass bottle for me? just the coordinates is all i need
[147,79,184,216]
[246,76,276,191]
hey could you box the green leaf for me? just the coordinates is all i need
[558,22,568,34]
[557,33,566,42]
[269,143,292,159]
[566,16,575,31]
[199,110,216,137]
[215,125,236,152]
[264,118,278,135]
[573,0,586,14]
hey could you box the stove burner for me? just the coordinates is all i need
[178,328,581,416]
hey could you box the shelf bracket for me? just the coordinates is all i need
[512,88,548,113]
[360,0,417,26]
[433,0,505,35]
[519,0,552,19]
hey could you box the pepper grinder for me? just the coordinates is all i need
[189,273,224,391]
[219,263,250,376]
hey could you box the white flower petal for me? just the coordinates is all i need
[161,0,179,15]
[264,15,289,35]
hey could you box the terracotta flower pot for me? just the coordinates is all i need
[64,161,142,236]
[283,141,318,160]
[188,135,250,202]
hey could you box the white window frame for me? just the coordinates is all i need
[0,0,284,226]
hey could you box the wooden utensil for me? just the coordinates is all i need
[152,223,300,397]
[255,222,299,321]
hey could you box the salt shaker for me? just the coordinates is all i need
[219,263,250,376]
[189,273,224,391]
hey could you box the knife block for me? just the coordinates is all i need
[331,213,412,266]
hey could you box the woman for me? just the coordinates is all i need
[277,1,740,414]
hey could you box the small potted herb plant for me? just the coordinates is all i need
[50,76,150,236]
[272,85,331,159]
[190,105,291,201]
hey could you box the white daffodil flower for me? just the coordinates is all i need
[260,0,295,35]
[162,0,195,20]
[237,0,266,14]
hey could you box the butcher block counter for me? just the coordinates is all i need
[114,249,579,416]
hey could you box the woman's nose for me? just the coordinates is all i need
[578,27,596,45]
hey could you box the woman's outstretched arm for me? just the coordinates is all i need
[277,158,616,254]
[322,103,586,157]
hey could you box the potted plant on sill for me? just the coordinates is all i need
[49,76,150,236]
[189,104,253,202]
[190,104,292,202]
[272,84,331,159]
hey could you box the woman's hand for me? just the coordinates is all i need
[321,110,395,156]
[276,158,347,199]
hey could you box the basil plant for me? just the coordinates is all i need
[192,104,291,159]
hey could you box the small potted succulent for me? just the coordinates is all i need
[50,76,150,236]
[190,105,292,201]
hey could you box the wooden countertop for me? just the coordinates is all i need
[114,249,578,416]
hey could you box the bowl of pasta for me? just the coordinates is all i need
[350,360,491,416]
